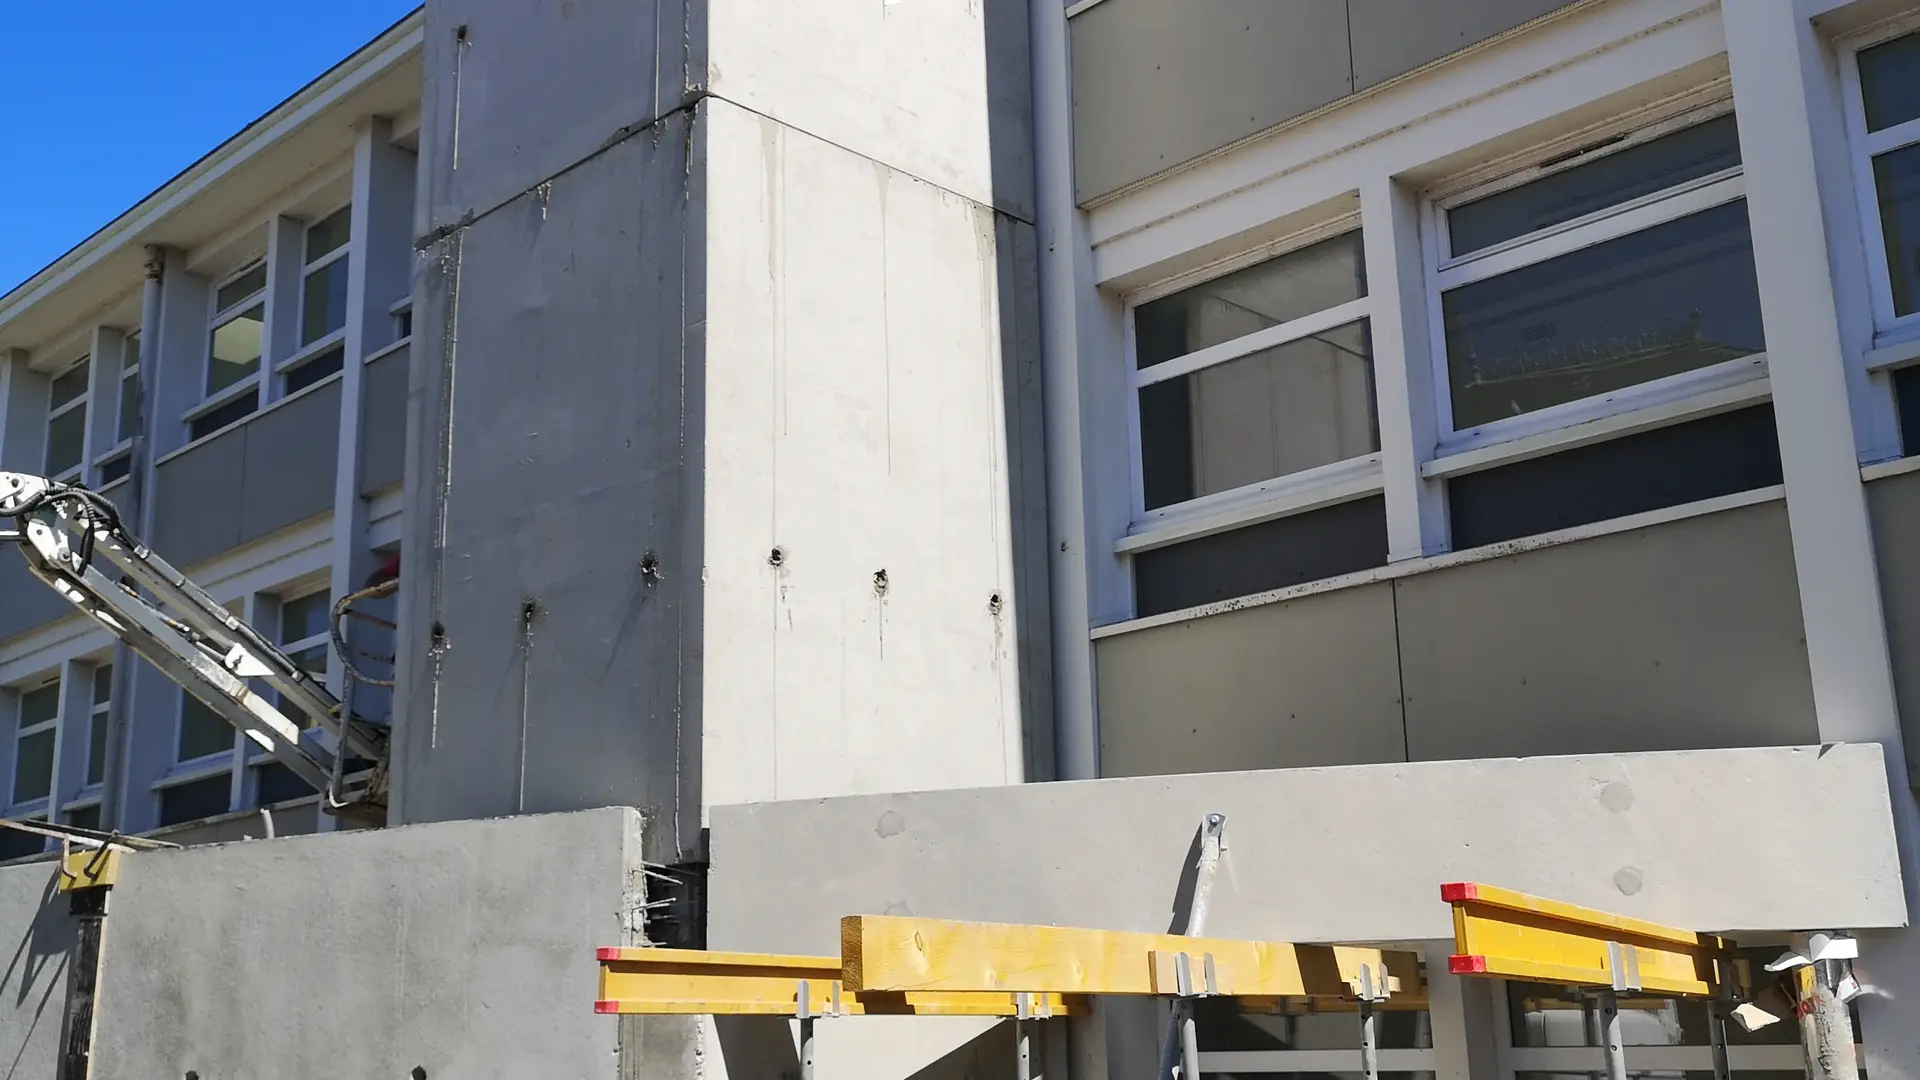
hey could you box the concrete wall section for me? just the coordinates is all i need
[0,861,76,1080]
[1398,500,1818,760]
[359,342,409,496]
[1347,0,1583,91]
[1096,581,1404,777]
[396,114,697,855]
[91,807,649,1080]
[705,0,1035,219]
[708,745,1905,953]
[698,97,1048,807]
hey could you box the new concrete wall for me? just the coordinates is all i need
[0,860,76,1080]
[708,744,1905,953]
[90,807,664,1080]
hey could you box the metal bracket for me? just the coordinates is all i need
[1607,941,1642,992]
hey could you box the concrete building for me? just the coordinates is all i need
[3,0,1920,1077]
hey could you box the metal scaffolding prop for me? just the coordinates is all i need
[597,920,1423,1080]
[1444,881,1863,1080]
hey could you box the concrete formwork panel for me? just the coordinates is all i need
[1095,581,1406,777]
[698,98,1047,807]
[706,0,1035,220]
[90,808,660,1080]
[1396,501,1819,760]
[395,116,697,854]
[0,861,76,1080]
[1347,0,1580,91]
[708,745,1905,953]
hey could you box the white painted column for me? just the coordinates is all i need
[1726,6,1920,1075]
[0,348,49,472]
[260,216,305,410]
[50,658,93,826]
[83,328,124,487]
[1362,176,1449,561]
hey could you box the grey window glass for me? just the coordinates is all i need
[281,592,332,643]
[91,666,111,705]
[301,259,350,345]
[19,685,57,728]
[286,345,345,394]
[65,805,100,832]
[11,729,53,804]
[1133,232,1366,369]
[87,709,107,786]
[97,454,131,486]
[215,264,267,313]
[45,408,84,475]
[1139,320,1377,510]
[207,305,264,393]
[279,644,329,729]
[306,206,351,262]
[117,371,139,443]
[1875,142,1920,317]
[50,358,89,409]
[1448,115,1743,257]
[1441,200,1764,431]
[178,693,233,761]
[188,390,257,443]
[1860,30,1920,134]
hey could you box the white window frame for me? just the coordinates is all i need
[189,259,269,435]
[247,587,334,772]
[8,679,59,815]
[1839,13,1920,349]
[285,203,353,392]
[94,331,140,486]
[43,354,89,483]
[1421,101,1768,460]
[1118,215,1383,552]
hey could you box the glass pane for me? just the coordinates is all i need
[215,263,267,312]
[158,774,231,826]
[188,390,258,442]
[0,825,43,861]
[87,708,107,786]
[1449,115,1743,257]
[117,370,140,442]
[1875,142,1920,317]
[91,666,112,705]
[278,644,329,730]
[1860,29,1920,134]
[285,346,345,394]
[281,592,333,644]
[301,260,350,345]
[50,358,89,409]
[306,206,352,262]
[207,305,264,393]
[397,308,413,339]
[1441,199,1764,431]
[1140,320,1376,510]
[18,685,58,728]
[45,408,83,475]
[65,805,100,833]
[97,454,131,485]
[121,331,140,373]
[178,693,234,761]
[1134,232,1366,369]
[12,729,53,803]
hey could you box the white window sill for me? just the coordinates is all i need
[388,296,413,315]
[1866,332,1920,372]
[363,335,412,365]
[1092,484,1785,640]
[1116,454,1384,555]
[91,439,132,466]
[152,755,234,790]
[181,376,262,424]
[94,475,130,497]
[61,791,102,813]
[275,329,348,375]
[156,368,345,467]
[2,799,49,820]
[1864,455,1920,482]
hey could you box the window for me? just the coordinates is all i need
[301,207,351,347]
[177,691,233,763]
[1132,230,1376,512]
[276,590,332,729]
[87,665,111,787]
[12,684,58,806]
[197,261,266,438]
[1848,27,1920,337]
[44,356,89,480]
[158,774,230,827]
[1433,112,1762,435]
[98,333,139,485]
[285,346,345,394]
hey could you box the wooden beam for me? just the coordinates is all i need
[594,947,1086,1017]
[839,915,1422,999]
[1442,882,1739,997]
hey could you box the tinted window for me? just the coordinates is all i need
[188,390,258,443]
[1134,232,1366,369]
[208,305,264,393]
[45,408,84,475]
[1860,31,1920,134]
[178,693,233,761]
[158,774,231,826]
[286,346,345,394]
[215,264,267,313]
[11,729,53,804]
[302,260,350,345]
[306,207,352,262]
[1133,497,1388,617]
[1874,143,1920,318]
[50,359,89,409]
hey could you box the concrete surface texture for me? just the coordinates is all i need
[707,744,1905,954]
[88,808,656,1080]
[0,860,76,1080]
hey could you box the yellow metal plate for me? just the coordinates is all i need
[1442,882,1737,997]
[57,846,119,892]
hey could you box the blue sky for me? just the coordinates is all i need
[0,1,421,295]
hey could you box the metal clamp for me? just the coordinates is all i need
[1172,951,1219,998]
[1606,941,1642,992]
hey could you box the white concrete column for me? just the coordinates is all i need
[1727,6,1920,1075]
[1361,176,1449,561]
[143,248,212,471]
[0,348,48,473]
[1420,940,1498,1080]
[50,658,94,825]
[85,327,126,486]
[260,216,305,409]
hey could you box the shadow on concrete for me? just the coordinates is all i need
[0,865,73,1079]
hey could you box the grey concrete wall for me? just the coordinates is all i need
[359,343,408,495]
[1096,501,1817,774]
[1069,0,1582,202]
[150,381,340,567]
[0,860,75,1080]
[1868,469,1920,774]
[91,807,659,1080]
[708,744,1906,952]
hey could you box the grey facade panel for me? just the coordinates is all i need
[361,344,410,496]
[1396,501,1818,760]
[1348,0,1580,91]
[1096,581,1405,778]
[397,114,694,852]
[1868,470,1920,775]
[1069,0,1352,203]
[151,427,247,568]
[238,380,340,545]
[0,551,73,643]
[420,0,692,232]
